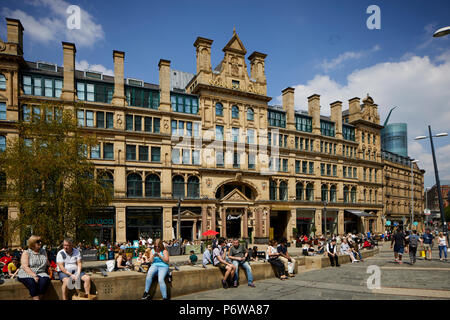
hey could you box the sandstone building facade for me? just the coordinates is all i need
[0,18,425,246]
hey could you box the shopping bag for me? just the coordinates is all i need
[420,250,426,258]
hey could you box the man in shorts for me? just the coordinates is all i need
[56,238,92,300]
[421,229,434,260]
[390,228,405,264]
[212,237,236,289]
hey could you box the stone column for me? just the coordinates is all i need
[60,42,76,101]
[315,209,322,236]
[201,206,207,238]
[265,208,271,238]
[242,209,248,239]
[116,205,126,243]
[193,220,197,240]
[210,206,216,232]
[255,207,262,238]
[111,50,126,107]
[221,207,227,238]
[162,207,173,241]
[338,210,344,236]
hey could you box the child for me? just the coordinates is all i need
[189,250,198,265]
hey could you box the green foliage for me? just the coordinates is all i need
[98,246,107,255]
[125,247,134,254]
[138,245,146,253]
[0,103,112,246]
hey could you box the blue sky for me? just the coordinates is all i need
[1,0,450,188]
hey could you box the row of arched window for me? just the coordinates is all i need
[126,173,200,199]
[215,103,254,121]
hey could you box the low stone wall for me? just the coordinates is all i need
[0,248,378,300]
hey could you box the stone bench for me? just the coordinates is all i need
[0,248,378,300]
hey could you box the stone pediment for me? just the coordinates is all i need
[180,210,201,218]
[221,188,251,203]
[222,30,247,55]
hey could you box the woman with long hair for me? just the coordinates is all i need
[266,239,287,280]
[142,239,170,300]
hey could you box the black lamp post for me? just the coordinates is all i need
[323,201,327,240]
[415,126,448,241]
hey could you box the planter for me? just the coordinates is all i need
[107,251,115,260]
[99,254,106,261]
[126,252,133,259]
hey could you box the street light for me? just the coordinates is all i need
[410,159,419,230]
[414,126,448,242]
[323,201,327,239]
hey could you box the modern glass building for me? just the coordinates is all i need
[381,123,408,157]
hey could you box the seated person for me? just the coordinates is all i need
[326,239,340,267]
[266,240,288,280]
[7,258,20,279]
[277,238,296,277]
[202,245,213,268]
[136,252,146,264]
[0,250,12,275]
[362,240,372,249]
[228,239,256,287]
[302,243,310,256]
[56,238,92,300]
[125,255,134,268]
[212,237,236,288]
[250,246,259,261]
[317,239,325,254]
[340,239,359,263]
[115,250,128,271]
[349,241,363,262]
[189,250,198,265]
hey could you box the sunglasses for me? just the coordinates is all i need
[36,240,42,244]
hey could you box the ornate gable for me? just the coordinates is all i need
[221,188,251,203]
[222,29,247,55]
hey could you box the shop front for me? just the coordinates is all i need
[270,210,289,241]
[172,207,202,241]
[126,207,162,242]
[344,210,374,234]
[296,209,315,238]
[83,207,116,244]
[322,210,337,236]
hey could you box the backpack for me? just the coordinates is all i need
[409,235,419,247]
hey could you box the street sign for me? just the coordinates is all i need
[413,222,418,226]
[386,220,391,226]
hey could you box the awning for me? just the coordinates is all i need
[345,210,374,217]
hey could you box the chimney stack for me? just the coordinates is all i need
[193,37,213,74]
[308,94,321,134]
[6,18,24,55]
[111,50,126,107]
[348,97,361,122]
[61,42,76,101]
[158,59,171,112]
[282,87,295,130]
[330,101,343,139]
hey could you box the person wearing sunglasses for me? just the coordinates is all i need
[17,236,51,300]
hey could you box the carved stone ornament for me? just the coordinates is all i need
[0,39,5,52]
[164,119,169,129]
[116,114,122,125]
[206,178,212,188]
[118,221,125,229]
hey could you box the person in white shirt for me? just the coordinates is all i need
[326,239,340,267]
[340,238,359,263]
[56,238,92,300]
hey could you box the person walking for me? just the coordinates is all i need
[390,228,405,264]
[421,229,434,260]
[438,232,448,261]
[406,230,420,264]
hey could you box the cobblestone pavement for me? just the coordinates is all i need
[174,243,450,300]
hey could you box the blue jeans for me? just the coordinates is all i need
[232,260,253,284]
[145,264,169,299]
[353,251,362,260]
[439,245,448,259]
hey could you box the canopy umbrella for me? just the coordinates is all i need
[202,230,219,237]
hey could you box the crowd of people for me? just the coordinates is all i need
[1,227,447,300]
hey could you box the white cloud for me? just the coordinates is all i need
[2,0,104,47]
[280,51,450,187]
[76,60,113,76]
[318,45,380,72]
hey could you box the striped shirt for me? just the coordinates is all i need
[17,248,49,279]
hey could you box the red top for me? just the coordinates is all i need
[0,256,12,273]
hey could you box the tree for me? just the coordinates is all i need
[0,103,112,246]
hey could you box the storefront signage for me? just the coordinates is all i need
[227,214,242,220]
[413,222,418,226]
[84,218,114,226]
[208,79,264,95]
[81,249,98,261]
